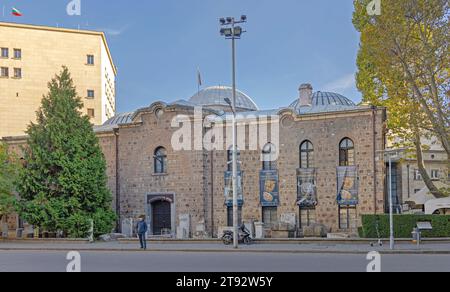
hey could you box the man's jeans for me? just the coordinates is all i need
[138,233,147,249]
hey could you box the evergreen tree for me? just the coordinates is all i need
[0,143,18,223]
[17,67,116,238]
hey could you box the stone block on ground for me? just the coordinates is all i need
[303,224,328,238]
[327,232,354,239]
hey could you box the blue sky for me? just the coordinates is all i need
[1,0,361,113]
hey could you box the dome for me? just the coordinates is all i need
[289,91,356,109]
[189,86,259,111]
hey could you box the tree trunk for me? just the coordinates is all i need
[394,47,450,159]
[414,132,446,199]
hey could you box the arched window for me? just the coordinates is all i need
[227,147,241,172]
[300,140,314,169]
[339,138,355,166]
[262,143,277,171]
[154,147,167,174]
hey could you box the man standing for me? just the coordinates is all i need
[137,216,148,250]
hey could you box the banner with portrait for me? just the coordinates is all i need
[297,168,317,208]
[337,166,359,205]
[224,171,244,206]
[259,170,280,207]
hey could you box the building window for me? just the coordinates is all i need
[300,140,314,168]
[87,90,95,99]
[87,55,95,65]
[0,67,9,77]
[1,48,8,58]
[227,147,241,172]
[227,206,242,227]
[414,169,422,181]
[431,170,440,180]
[262,143,277,171]
[87,108,95,118]
[154,147,167,174]
[339,138,355,166]
[262,207,278,226]
[13,49,21,59]
[13,68,22,79]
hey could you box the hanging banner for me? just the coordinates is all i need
[224,171,244,206]
[259,170,280,207]
[337,166,359,205]
[297,168,317,208]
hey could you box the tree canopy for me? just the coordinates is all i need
[0,143,19,221]
[353,0,449,197]
[17,67,116,238]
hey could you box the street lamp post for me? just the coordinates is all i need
[378,149,401,250]
[388,153,394,250]
[220,15,247,249]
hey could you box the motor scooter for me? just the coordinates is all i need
[222,224,252,245]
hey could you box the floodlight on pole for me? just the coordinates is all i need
[219,15,247,249]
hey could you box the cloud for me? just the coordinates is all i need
[96,25,130,37]
[323,73,356,92]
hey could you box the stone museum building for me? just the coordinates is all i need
[95,84,386,237]
[4,84,387,238]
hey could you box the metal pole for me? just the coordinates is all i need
[231,19,239,249]
[388,154,395,250]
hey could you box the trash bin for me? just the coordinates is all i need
[16,228,24,239]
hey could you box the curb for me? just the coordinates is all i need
[0,247,449,255]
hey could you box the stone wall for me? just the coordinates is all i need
[2,105,387,238]
[110,105,386,237]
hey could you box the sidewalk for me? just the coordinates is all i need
[0,240,449,254]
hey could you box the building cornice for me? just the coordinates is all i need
[0,21,117,76]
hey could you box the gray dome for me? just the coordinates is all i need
[189,86,258,111]
[289,91,356,109]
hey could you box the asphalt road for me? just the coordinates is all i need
[0,251,449,272]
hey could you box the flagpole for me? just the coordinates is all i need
[197,67,202,95]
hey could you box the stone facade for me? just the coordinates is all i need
[2,85,388,238]
[96,95,387,237]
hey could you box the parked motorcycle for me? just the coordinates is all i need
[222,224,252,245]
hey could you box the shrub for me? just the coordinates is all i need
[361,215,450,238]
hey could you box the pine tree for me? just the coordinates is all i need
[17,67,116,238]
[0,143,18,223]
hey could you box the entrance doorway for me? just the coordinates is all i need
[151,200,171,235]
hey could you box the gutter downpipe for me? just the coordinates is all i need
[372,106,378,214]
[114,128,121,232]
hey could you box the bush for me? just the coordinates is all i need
[361,214,450,238]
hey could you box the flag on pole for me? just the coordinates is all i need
[197,68,203,87]
[12,8,22,16]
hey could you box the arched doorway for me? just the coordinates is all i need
[151,200,172,235]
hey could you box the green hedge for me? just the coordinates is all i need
[360,215,450,238]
